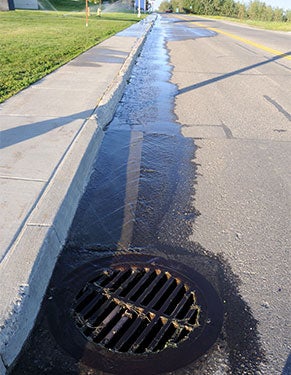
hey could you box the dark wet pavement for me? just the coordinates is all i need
[11,16,264,375]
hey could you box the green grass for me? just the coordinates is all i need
[230,19,291,32]
[0,10,142,103]
[197,15,291,32]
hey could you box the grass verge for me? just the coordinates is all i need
[197,15,291,32]
[0,10,143,103]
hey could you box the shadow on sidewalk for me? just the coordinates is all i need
[0,110,93,149]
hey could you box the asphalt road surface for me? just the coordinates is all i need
[11,14,290,375]
[166,14,291,374]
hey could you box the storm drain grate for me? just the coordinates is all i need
[73,266,200,354]
[49,255,223,374]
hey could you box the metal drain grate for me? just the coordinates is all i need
[73,266,200,354]
[49,255,223,374]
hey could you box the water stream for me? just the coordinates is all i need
[11,16,264,375]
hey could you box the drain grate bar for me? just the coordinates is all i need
[98,305,122,330]
[129,316,159,352]
[116,269,146,298]
[87,298,113,326]
[92,306,123,343]
[133,317,165,353]
[161,282,186,315]
[170,292,193,320]
[116,316,151,352]
[147,319,175,352]
[108,269,133,292]
[137,271,166,306]
[141,274,168,306]
[175,293,195,320]
[127,269,158,302]
[102,311,132,347]
[75,286,97,312]
[154,321,180,352]
[96,270,119,287]
[150,277,178,311]
[76,293,105,320]
[113,316,142,351]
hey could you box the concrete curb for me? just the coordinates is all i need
[0,16,155,374]
[95,22,151,128]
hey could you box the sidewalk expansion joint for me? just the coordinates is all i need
[27,220,67,246]
[0,176,48,183]
[27,223,52,227]
[0,113,59,119]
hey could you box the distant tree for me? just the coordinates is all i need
[204,0,215,15]
[247,0,278,21]
[273,7,284,21]
[192,0,202,14]
[213,0,222,15]
[248,0,261,20]
[237,2,247,19]
[159,0,172,11]
[171,0,182,12]
[160,0,288,21]
[181,0,195,13]
[179,0,189,12]
[262,5,274,21]
[222,0,236,17]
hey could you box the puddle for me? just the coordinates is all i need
[161,16,216,42]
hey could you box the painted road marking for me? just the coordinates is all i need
[176,15,291,61]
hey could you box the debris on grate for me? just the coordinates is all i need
[73,266,200,354]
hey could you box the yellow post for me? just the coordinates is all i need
[86,0,89,27]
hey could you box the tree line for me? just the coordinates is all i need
[159,0,291,22]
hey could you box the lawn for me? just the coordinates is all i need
[0,10,142,103]
[198,15,291,32]
[231,19,291,32]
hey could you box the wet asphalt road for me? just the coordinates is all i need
[166,14,291,375]
[11,15,290,375]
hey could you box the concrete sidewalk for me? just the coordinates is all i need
[0,15,155,374]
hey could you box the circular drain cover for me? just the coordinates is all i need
[49,254,223,374]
